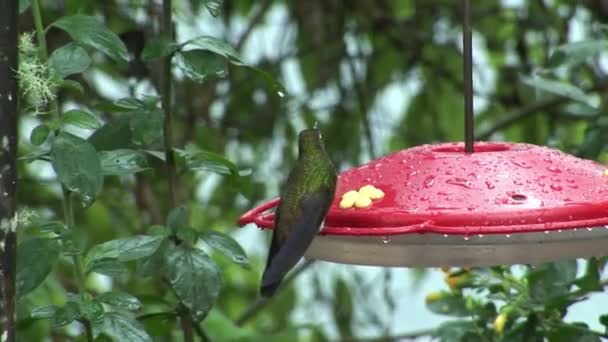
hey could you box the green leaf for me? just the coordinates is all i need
[99,149,149,176]
[19,0,32,13]
[204,0,222,16]
[51,15,129,62]
[141,37,179,62]
[48,43,92,78]
[60,229,86,255]
[51,132,103,206]
[97,292,142,311]
[30,124,50,146]
[547,322,600,342]
[16,238,60,297]
[52,301,80,327]
[549,40,608,67]
[521,76,595,107]
[59,79,85,94]
[30,305,58,320]
[130,109,164,146]
[167,206,187,231]
[85,235,165,272]
[176,49,227,83]
[176,226,199,244]
[425,291,470,317]
[61,109,101,129]
[574,258,601,292]
[528,260,578,302]
[181,36,286,95]
[201,231,249,268]
[175,148,239,176]
[164,244,222,318]
[333,278,353,338]
[136,239,169,277]
[432,320,479,341]
[87,258,129,277]
[202,309,257,341]
[80,297,105,321]
[185,36,244,64]
[600,314,608,328]
[93,312,152,342]
[88,117,133,151]
[241,65,288,97]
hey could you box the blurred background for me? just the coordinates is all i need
[16,0,608,340]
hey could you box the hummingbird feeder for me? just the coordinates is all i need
[238,1,608,267]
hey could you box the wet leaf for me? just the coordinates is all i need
[51,132,103,206]
[49,43,91,78]
[201,231,249,268]
[51,15,129,62]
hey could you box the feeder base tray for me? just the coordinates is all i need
[305,228,608,267]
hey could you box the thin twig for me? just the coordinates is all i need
[475,97,566,140]
[236,260,315,326]
[235,0,274,51]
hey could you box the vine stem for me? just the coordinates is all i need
[31,1,92,340]
[161,0,177,211]
[158,1,195,341]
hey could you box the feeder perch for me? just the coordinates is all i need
[238,142,608,267]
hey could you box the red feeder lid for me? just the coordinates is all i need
[239,142,608,266]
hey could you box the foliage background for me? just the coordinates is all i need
[11,0,608,341]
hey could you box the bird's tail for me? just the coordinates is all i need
[260,278,281,297]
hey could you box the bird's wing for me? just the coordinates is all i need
[261,187,333,295]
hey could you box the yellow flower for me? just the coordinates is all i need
[444,270,474,290]
[425,292,444,303]
[494,313,507,333]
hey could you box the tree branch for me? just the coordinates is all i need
[0,0,18,340]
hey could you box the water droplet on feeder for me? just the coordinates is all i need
[381,236,390,244]
[547,166,561,173]
[463,236,470,241]
[478,234,484,238]
[445,178,472,188]
[505,234,511,238]
[443,234,448,238]
[511,160,532,168]
[544,231,549,234]
[586,228,593,232]
[550,184,562,191]
[423,175,436,188]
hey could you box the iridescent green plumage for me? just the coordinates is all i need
[261,128,337,297]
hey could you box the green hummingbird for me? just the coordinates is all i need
[261,128,337,297]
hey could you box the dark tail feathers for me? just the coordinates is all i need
[260,278,281,297]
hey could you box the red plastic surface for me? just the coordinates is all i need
[238,142,608,236]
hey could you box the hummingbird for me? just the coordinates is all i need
[260,128,337,297]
